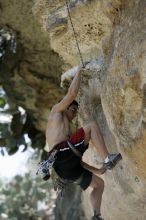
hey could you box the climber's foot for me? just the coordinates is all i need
[91,214,104,220]
[104,153,122,170]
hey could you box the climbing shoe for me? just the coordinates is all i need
[91,214,104,220]
[104,153,122,169]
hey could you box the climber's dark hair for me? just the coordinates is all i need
[68,100,79,108]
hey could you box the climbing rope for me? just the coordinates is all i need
[65,0,87,128]
[65,0,85,68]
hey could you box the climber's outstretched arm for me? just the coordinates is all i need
[52,70,81,112]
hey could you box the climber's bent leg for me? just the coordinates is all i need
[83,121,122,169]
[83,121,109,160]
[89,174,104,217]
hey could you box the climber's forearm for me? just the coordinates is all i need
[68,71,81,98]
[82,162,99,173]
[81,161,106,175]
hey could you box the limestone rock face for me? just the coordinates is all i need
[33,0,121,66]
[55,184,85,220]
[34,0,146,219]
[0,0,64,131]
[1,0,146,219]
[101,1,146,219]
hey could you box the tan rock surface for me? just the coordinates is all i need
[1,0,146,219]
[34,0,146,219]
[0,0,64,131]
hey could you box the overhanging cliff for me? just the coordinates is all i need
[33,0,146,219]
[0,0,146,219]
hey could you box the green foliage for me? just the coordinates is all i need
[0,173,55,220]
[0,97,6,108]
[0,86,46,157]
[0,29,46,157]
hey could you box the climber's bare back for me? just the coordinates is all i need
[46,110,71,151]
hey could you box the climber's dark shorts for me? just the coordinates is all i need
[74,168,93,190]
[53,128,92,190]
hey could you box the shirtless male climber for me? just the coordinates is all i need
[45,66,122,220]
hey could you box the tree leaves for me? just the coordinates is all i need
[0,97,6,108]
[0,173,55,220]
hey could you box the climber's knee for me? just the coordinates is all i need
[83,121,100,145]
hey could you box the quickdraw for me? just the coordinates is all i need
[36,149,58,180]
